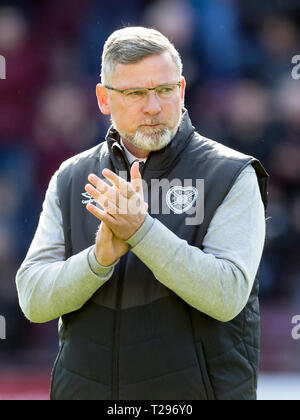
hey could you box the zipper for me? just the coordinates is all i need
[111,253,128,399]
[196,342,216,400]
[50,341,65,400]
[110,150,150,399]
[111,154,130,400]
[140,152,151,177]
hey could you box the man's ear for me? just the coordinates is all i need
[96,83,111,115]
[180,76,186,103]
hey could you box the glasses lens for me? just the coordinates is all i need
[122,84,180,104]
[156,85,178,99]
[123,89,148,103]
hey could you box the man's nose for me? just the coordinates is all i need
[142,91,161,115]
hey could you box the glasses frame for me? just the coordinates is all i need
[104,82,182,101]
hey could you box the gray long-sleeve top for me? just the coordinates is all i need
[16,154,266,323]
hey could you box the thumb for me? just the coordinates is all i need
[130,161,144,197]
[97,221,113,241]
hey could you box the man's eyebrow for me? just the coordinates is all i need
[122,82,179,90]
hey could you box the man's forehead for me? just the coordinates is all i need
[111,52,179,89]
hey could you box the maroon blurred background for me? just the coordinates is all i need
[0,0,300,399]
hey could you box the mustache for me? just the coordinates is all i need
[139,119,164,126]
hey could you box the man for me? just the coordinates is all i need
[16,27,268,400]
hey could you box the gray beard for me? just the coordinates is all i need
[111,116,182,152]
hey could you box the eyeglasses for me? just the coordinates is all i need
[104,82,181,104]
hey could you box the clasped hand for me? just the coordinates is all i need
[84,162,148,267]
[85,161,148,239]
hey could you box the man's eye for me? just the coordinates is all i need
[157,87,174,94]
[126,90,146,96]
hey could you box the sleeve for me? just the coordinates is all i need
[16,170,118,323]
[126,165,266,322]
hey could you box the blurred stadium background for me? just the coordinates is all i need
[0,0,300,400]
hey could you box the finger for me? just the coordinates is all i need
[102,168,136,199]
[87,174,128,208]
[130,161,144,196]
[85,181,127,210]
[100,221,113,235]
[86,203,117,226]
[96,221,113,242]
[85,184,119,216]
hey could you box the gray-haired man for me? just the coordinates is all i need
[16,27,268,400]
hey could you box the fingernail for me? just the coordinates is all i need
[103,168,112,175]
[89,174,97,182]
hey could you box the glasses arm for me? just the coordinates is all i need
[104,82,181,94]
[104,85,125,94]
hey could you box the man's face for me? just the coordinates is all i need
[97,51,185,151]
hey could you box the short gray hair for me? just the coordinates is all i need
[101,27,182,84]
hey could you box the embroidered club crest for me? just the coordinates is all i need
[166,186,198,214]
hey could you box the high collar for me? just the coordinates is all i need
[120,138,147,165]
[106,109,195,181]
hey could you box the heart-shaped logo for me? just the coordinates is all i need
[166,186,198,214]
